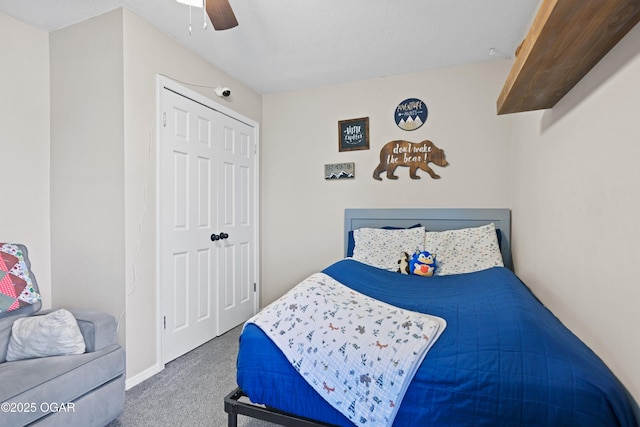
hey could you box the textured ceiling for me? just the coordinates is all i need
[0,0,540,94]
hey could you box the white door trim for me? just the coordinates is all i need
[154,74,260,370]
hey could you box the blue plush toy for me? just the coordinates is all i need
[409,250,436,277]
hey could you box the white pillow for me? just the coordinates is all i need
[425,223,503,276]
[6,309,86,361]
[352,227,425,271]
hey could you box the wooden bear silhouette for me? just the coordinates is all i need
[373,139,449,180]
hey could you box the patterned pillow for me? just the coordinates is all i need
[425,223,504,276]
[0,243,41,314]
[352,227,426,271]
[346,224,422,257]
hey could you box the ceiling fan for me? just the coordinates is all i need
[176,0,238,31]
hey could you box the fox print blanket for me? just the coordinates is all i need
[245,272,446,426]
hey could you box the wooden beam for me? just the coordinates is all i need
[497,0,640,115]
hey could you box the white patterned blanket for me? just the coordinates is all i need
[246,273,446,427]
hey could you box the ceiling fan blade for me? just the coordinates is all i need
[206,0,238,30]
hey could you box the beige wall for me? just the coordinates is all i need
[0,14,51,306]
[511,23,640,403]
[121,9,262,381]
[49,10,126,338]
[260,60,513,306]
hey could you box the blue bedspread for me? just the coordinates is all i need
[237,259,638,427]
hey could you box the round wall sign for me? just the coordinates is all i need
[395,98,428,131]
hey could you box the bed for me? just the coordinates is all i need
[225,208,637,427]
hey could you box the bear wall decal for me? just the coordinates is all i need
[373,140,449,180]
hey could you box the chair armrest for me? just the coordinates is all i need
[67,310,119,352]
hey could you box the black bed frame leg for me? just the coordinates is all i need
[227,400,238,427]
[224,386,338,427]
[225,387,240,427]
[228,410,238,427]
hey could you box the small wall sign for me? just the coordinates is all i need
[338,117,369,152]
[395,98,428,131]
[325,162,355,180]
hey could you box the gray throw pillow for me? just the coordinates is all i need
[6,309,86,361]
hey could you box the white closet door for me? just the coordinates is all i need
[216,113,257,334]
[160,87,257,363]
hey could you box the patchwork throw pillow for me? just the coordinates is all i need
[352,227,425,271]
[0,243,41,314]
[425,223,504,276]
[6,309,86,361]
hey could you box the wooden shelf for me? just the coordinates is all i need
[497,0,640,115]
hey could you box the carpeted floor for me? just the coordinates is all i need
[107,325,277,426]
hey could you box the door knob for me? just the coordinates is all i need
[211,232,229,241]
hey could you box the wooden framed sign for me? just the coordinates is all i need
[338,117,369,152]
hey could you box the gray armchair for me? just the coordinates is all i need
[0,244,125,427]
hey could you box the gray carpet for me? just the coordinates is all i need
[107,325,278,426]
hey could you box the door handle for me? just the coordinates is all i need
[211,232,229,241]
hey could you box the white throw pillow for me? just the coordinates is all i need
[352,227,426,271]
[425,223,504,276]
[6,309,86,361]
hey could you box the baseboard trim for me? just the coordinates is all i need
[125,363,164,390]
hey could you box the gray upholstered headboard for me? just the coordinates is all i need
[344,208,512,271]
